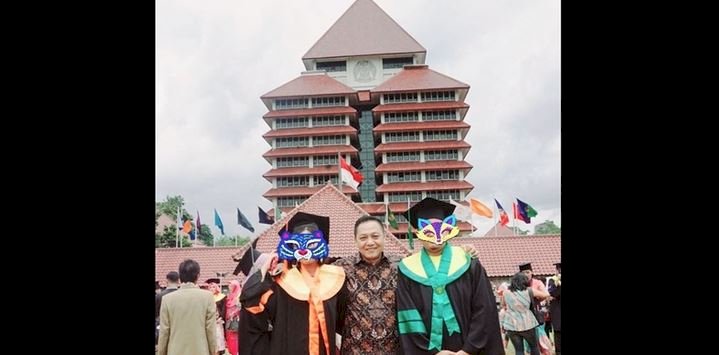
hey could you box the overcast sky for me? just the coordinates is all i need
[156,0,560,238]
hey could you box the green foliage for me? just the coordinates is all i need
[155,225,192,248]
[214,235,250,247]
[197,224,215,246]
[534,220,561,235]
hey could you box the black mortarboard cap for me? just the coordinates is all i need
[284,212,330,243]
[519,262,533,272]
[404,197,456,229]
[205,278,220,284]
[554,261,561,268]
[233,237,262,276]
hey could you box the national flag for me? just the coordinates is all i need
[513,202,529,223]
[516,198,538,218]
[258,206,274,225]
[449,196,472,221]
[339,156,363,189]
[387,207,398,229]
[469,198,493,218]
[176,207,181,231]
[182,219,192,234]
[214,209,225,235]
[237,208,255,233]
[495,199,509,226]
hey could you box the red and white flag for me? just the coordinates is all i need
[339,156,363,189]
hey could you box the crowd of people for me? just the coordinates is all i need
[156,197,561,355]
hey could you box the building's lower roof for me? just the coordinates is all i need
[261,72,356,99]
[263,106,357,119]
[372,65,470,93]
[373,120,470,133]
[263,166,349,179]
[155,247,245,287]
[375,180,474,193]
[372,101,469,113]
[263,145,359,158]
[262,125,357,139]
[263,185,358,198]
[374,140,471,153]
[375,160,473,173]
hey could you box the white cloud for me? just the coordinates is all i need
[156,0,561,237]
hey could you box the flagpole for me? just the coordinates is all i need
[385,199,389,229]
[513,200,517,236]
[337,152,343,193]
[494,199,498,237]
[176,206,180,248]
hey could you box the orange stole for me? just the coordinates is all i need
[276,264,345,355]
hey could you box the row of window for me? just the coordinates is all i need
[387,190,461,203]
[275,116,346,129]
[314,57,414,72]
[275,150,458,166]
[275,97,346,110]
[276,175,341,188]
[384,90,457,104]
[387,170,460,182]
[275,136,347,148]
[385,130,458,142]
[276,155,339,168]
[277,196,308,208]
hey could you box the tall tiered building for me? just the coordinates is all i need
[261,0,475,236]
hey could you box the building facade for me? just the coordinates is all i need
[260,0,475,237]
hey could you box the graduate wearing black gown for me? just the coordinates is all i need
[397,198,504,355]
[240,212,348,355]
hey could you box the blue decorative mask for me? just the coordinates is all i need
[277,229,329,261]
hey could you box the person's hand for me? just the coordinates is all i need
[436,350,456,355]
[461,245,479,259]
[260,253,278,280]
[455,351,471,355]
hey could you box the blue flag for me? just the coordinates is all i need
[237,208,255,233]
[258,206,274,225]
[214,209,225,235]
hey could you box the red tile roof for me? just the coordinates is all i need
[263,106,357,119]
[357,202,415,214]
[374,121,470,133]
[263,185,359,198]
[373,65,470,92]
[155,246,246,287]
[261,72,355,99]
[375,180,474,193]
[263,166,349,179]
[303,0,426,60]
[449,235,561,277]
[263,145,359,158]
[373,101,469,113]
[375,160,473,173]
[262,126,357,139]
[254,184,412,258]
[396,235,561,277]
[374,141,472,153]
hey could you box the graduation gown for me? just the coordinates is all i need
[547,277,561,331]
[240,264,348,355]
[397,245,504,355]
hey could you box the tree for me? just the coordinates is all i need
[214,235,250,247]
[156,195,191,221]
[511,227,530,235]
[155,225,192,248]
[197,223,215,246]
[534,220,561,235]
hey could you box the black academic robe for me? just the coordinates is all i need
[547,278,561,331]
[397,254,504,355]
[240,264,348,355]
